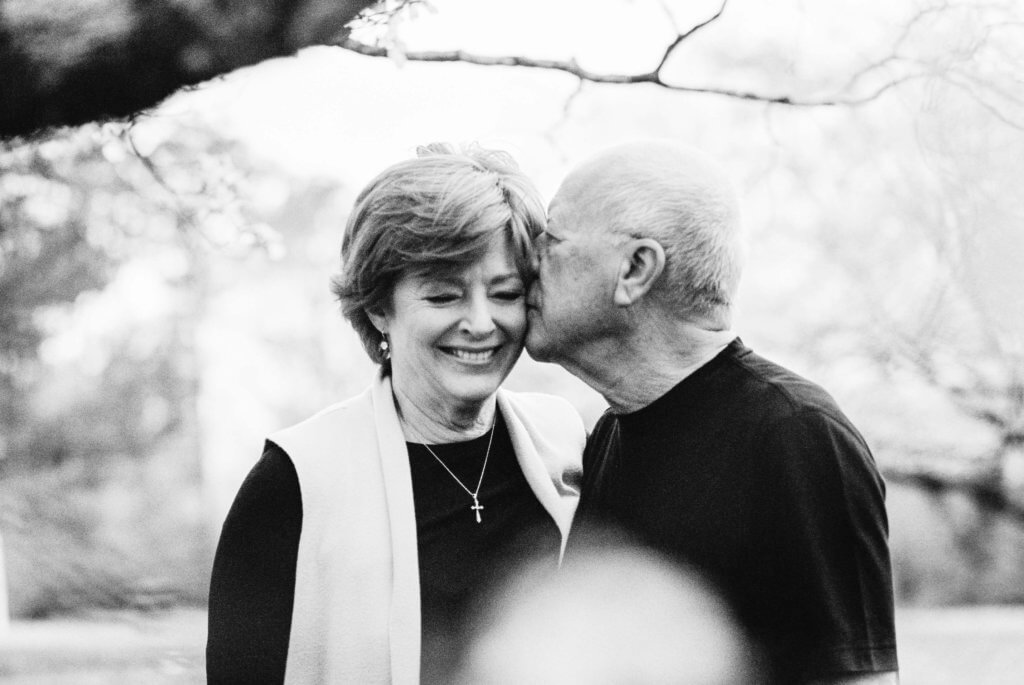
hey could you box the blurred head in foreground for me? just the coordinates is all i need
[456,541,762,685]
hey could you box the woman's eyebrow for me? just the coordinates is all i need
[415,275,461,290]
[489,272,524,286]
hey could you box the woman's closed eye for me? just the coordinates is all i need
[492,289,524,302]
[423,292,460,304]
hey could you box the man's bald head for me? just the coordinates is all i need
[562,141,743,329]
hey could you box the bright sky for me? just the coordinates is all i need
[150,0,918,188]
[139,0,1024,356]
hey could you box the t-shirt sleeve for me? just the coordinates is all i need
[206,441,302,685]
[755,409,898,679]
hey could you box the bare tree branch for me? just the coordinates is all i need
[122,122,201,234]
[652,0,728,74]
[335,0,1024,114]
[884,322,1017,433]
[337,36,933,107]
[353,0,430,27]
[339,37,655,83]
[941,71,1024,130]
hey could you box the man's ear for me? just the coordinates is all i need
[613,238,666,307]
[366,307,388,333]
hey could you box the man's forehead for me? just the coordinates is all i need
[545,198,573,235]
[545,194,565,229]
[547,176,592,222]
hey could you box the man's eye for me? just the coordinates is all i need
[540,232,561,250]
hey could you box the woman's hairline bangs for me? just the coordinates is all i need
[399,218,535,282]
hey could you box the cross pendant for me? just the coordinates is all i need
[471,497,484,523]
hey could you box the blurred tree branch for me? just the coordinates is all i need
[884,466,1024,528]
[0,0,379,139]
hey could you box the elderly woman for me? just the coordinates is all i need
[206,144,585,684]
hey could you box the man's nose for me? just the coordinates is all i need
[529,248,541,276]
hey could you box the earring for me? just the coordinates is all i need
[379,333,390,361]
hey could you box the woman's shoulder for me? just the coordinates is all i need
[498,389,586,445]
[265,386,383,480]
[271,387,375,440]
[498,389,586,484]
[499,388,583,419]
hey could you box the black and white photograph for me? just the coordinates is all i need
[2,0,1023,683]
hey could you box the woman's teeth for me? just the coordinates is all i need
[447,348,496,362]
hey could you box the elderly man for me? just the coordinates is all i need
[526,141,898,684]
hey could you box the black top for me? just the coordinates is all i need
[570,339,898,684]
[206,411,560,685]
[408,412,561,681]
[207,444,301,684]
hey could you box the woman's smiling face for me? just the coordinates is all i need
[372,235,527,413]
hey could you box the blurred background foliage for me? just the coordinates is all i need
[0,120,353,617]
[1,0,1024,620]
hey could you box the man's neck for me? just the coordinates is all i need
[566,325,735,414]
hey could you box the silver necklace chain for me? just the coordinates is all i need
[420,419,495,524]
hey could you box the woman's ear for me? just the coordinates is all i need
[366,307,388,334]
[613,238,666,307]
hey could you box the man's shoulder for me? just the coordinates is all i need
[721,342,847,422]
[723,344,876,466]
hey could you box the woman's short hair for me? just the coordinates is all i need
[330,143,546,368]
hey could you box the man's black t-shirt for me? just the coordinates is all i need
[571,339,897,683]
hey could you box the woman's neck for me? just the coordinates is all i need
[391,383,496,444]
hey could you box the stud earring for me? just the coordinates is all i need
[379,333,390,361]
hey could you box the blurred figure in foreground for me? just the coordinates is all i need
[0,532,8,634]
[457,538,762,685]
[526,141,898,684]
[206,144,584,684]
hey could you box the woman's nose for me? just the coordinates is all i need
[459,296,497,336]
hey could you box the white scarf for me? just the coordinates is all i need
[270,372,585,684]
